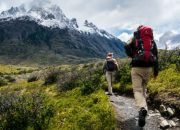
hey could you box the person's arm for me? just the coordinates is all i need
[153,42,158,78]
[113,59,119,71]
[124,37,135,57]
[102,60,107,73]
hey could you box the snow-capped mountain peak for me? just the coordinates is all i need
[1,5,26,18]
[70,18,78,28]
[0,4,115,39]
[84,20,98,31]
[158,31,180,49]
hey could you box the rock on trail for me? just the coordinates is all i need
[107,94,180,130]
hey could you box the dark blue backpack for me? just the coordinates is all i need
[106,60,116,71]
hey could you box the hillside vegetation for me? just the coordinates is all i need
[0,18,125,65]
[0,62,115,130]
[0,49,179,129]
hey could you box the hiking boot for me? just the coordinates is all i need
[138,107,147,127]
[107,92,113,96]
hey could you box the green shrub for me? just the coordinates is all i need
[57,65,103,94]
[53,89,115,130]
[57,71,81,92]
[44,69,60,85]
[148,64,180,95]
[113,63,132,94]
[0,77,8,86]
[80,69,103,95]
[0,63,116,130]
[158,49,180,71]
[28,75,39,82]
[17,70,27,74]
[4,75,16,82]
[114,64,131,84]
[0,91,54,130]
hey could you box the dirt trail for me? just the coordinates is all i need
[107,94,180,130]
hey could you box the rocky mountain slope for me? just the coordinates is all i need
[0,4,125,64]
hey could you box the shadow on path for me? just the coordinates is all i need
[121,118,143,130]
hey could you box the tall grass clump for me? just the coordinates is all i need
[57,70,81,92]
[0,77,8,86]
[158,49,180,71]
[27,74,39,82]
[56,63,104,95]
[112,59,132,94]
[44,69,61,85]
[80,68,103,95]
[51,88,115,130]
[148,64,180,95]
[0,91,54,130]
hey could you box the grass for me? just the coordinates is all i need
[0,63,116,130]
[0,64,38,75]
[0,64,19,74]
[48,88,115,130]
[1,59,179,129]
[148,64,180,95]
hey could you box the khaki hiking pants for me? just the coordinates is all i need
[131,67,153,110]
[106,71,113,94]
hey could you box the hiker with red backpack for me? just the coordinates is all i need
[103,52,119,95]
[125,25,158,127]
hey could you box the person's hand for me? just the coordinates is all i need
[153,73,158,79]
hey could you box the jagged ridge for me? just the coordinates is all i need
[0,4,114,39]
[0,5,125,65]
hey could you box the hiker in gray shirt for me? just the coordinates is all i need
[103,52,118,95]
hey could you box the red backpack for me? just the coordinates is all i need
[133,26,156,63]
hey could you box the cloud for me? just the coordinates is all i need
[0,0,180,36]
[118,32,132,42]
[50,0,180,35]
[28,0,50,8]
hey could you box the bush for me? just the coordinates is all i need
[57,64,103,94]
[158,49,180,71]
[0,77,8,86]
[54,89,115,130]
[148,64,180,95]
[115,63,131,82]
[28,75,39,82]
[0,91,54,130]
[80,69,103,95]
[44,69,60,85]
[4,75,16,82]
[57,71,81,92]
[17,70,27,74]
[113,68,133,95]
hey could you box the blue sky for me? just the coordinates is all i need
[1,0,180,41]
